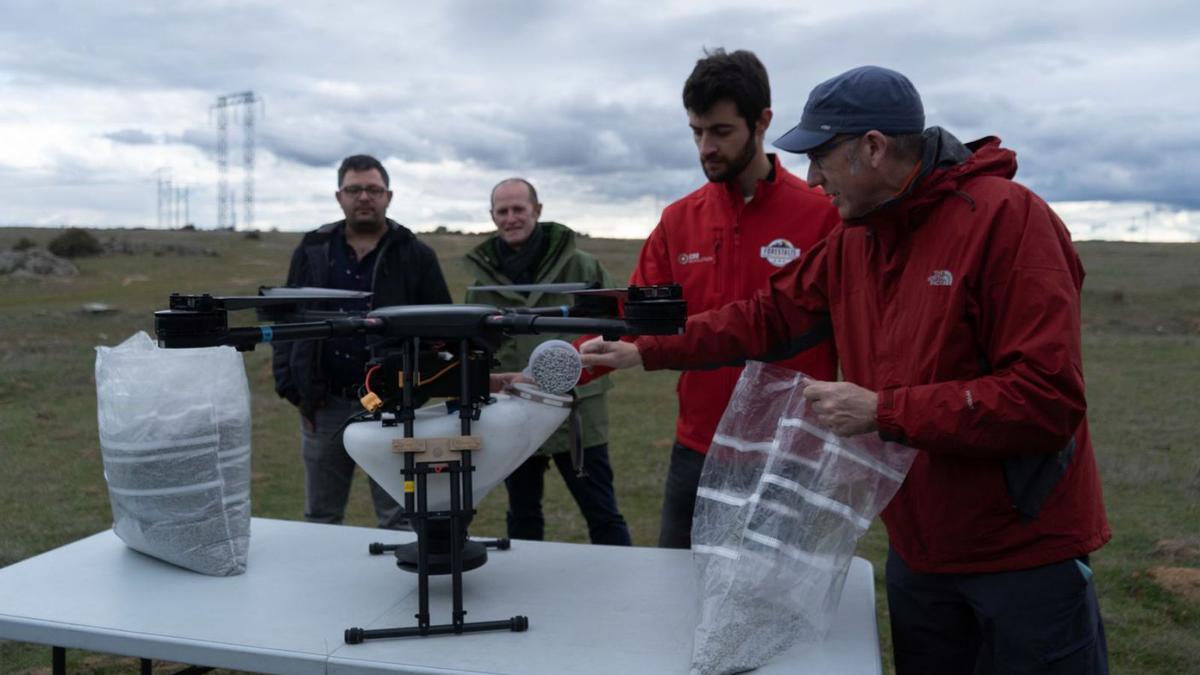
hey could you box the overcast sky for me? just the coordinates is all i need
[1,0,1197,241]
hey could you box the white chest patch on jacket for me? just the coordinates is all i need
[927,270,954,286]
[760,239,801,267]
[678,251,715,265]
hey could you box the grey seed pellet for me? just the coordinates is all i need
[529,345,582,394]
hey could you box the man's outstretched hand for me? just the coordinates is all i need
[579,337,643,370]
[801,379,879,437]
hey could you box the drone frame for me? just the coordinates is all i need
[154,284,685,641]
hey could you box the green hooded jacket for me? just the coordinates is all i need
[463,221,614,455]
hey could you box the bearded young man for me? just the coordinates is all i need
[629,48,840,548]
[272,154,452,528]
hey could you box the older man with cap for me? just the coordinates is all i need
[582,66,1110,674]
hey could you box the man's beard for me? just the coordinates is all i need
[702,133,757,184]
[347,212,386,235]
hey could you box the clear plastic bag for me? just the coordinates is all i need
[690,362,917,675]
[94,331,251,576]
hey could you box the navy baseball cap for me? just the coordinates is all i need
[773,66,925,154]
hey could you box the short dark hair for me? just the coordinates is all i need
[682,48,771,132]
[337,155,389,188]
[490,177,539,210]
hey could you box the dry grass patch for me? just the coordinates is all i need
[1147,567,1200,604]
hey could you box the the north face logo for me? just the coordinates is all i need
[760,239,801,267]
[928,270,954,286]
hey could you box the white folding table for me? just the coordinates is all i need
[0,518,881,674]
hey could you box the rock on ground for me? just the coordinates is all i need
[0,249,79,277]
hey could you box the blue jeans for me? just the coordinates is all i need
[299,396,403,528]
[887,547,1109,674]
[657,441,706,549]
[504,444,632,546]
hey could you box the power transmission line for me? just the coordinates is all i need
[212,91,263,230]
[155,168,191,228]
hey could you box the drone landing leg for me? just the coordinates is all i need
[416,469,431,631]
[449,460,465,629]
[345,460,529,643]
[344,336,529,644]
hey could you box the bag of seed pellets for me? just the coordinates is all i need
[689,361,916,675]
[94,331,251,576]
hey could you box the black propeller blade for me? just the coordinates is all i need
[467,282,595,294]
[260,287,372,299]
[167,287,372,312]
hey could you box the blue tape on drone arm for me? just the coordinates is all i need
[559,306,569,317]
[260,326,274,343]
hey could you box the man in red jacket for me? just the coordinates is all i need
[584,66,1109,674]
[633,48,839,548]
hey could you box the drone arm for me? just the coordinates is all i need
[484,315,638,338]
[255,318,384,344]
[505,306,572,317]
[155,312,384,351]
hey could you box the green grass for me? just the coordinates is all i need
[1,228,1198,673]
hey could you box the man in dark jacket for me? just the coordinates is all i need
[463,178,631,546]
[273,154,451,528]
[583,67,1109,674]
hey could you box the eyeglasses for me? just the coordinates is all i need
[341,184,389,197]
[806,134,862,171]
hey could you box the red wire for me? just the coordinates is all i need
[364,364,381,395]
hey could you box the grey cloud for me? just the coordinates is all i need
[240,89,696,202]
[171,129,217,158]
[430,207,486,223]
[439,97,693,177]
[4,1,1199,225]
[0,3,294,91]
[928,88,1200,209]
[104,128,157,145]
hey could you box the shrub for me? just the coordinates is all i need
[47,228,103,258]
[11,237,36,251]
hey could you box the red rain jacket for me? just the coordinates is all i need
[631,155,839,455]
[639,132,1110,573]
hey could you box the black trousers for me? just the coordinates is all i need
[657,441,707,549]
[504,444,632,546]
[887,547,1109,675]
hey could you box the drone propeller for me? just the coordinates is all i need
[467,282,596,294]
[260,287,371,299]
[168,287,372,312]
[568,287,631,299]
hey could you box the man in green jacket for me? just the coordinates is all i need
[464,177,631,546]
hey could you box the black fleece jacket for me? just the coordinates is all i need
[271,219,451,415]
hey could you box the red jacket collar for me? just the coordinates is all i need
[718,153,789,213]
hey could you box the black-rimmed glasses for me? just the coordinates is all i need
[806,134,862,171]
[341,185,389,197]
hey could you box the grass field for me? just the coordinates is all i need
[1,227,1198,673]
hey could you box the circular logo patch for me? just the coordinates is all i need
[760,239,801,267]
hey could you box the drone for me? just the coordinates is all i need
[154,282,685,642]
